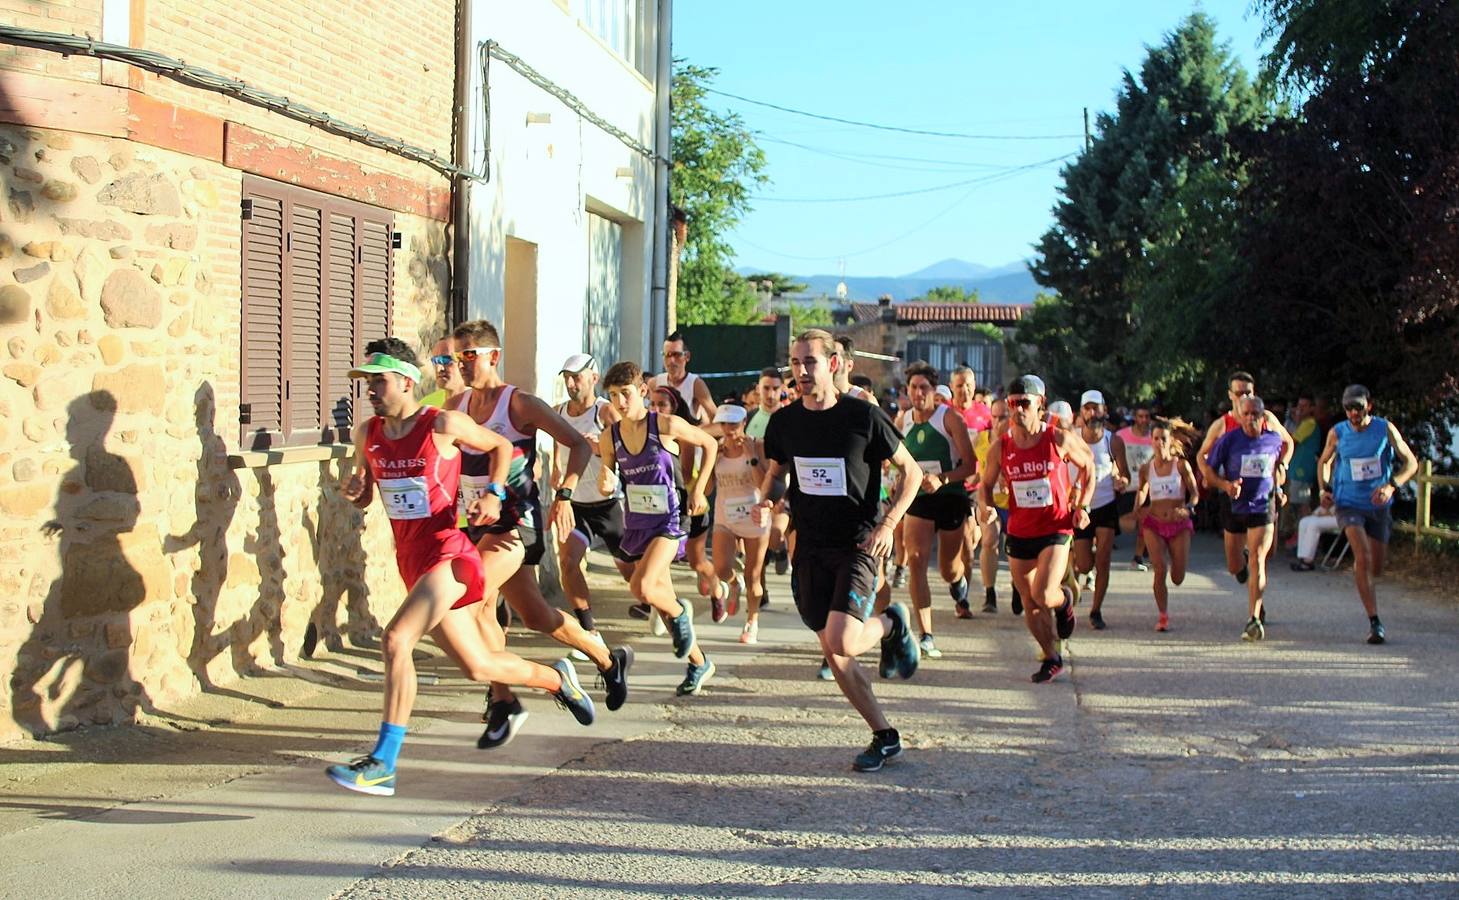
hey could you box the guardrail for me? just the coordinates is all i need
[1395,460,1459,541]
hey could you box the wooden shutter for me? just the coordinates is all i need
[324,211,357,440]
[241,191,285,448]
[358,217,392,352]
[286,201,324,443]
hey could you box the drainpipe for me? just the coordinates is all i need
[648,0,672,358]
[450,0,473,326]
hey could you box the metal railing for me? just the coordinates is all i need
[1396,461,1459,541]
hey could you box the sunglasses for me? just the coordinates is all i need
[456,347,499,360]
[663,350,686,359]
[430,354,455,367]
[1344,401,1366,412]
[1010,398,1034,410]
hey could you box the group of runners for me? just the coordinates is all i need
[327,324,1419,795]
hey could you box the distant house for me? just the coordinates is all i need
[844,297,1024,393]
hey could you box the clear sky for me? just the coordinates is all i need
[673,1,1273,278]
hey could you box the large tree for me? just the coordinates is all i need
[671,62,769,325]
[1027,14,1272,402]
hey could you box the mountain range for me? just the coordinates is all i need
[739,258,1043,304]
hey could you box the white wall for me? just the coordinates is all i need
[464,0,661,404]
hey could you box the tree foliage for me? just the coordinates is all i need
[917,285,981,304]
[741,272,808,297]
[671,61,769,325]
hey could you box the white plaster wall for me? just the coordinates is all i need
[464,0,660,403]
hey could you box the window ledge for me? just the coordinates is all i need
[228,444,354,469]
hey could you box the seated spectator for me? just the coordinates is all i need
[1291,496,1341,571]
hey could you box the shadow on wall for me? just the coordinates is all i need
[304,457,379,655]
[10,391,157,735]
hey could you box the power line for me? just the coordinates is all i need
[756,135,1022,172]
[707,87,1085,141]
[750,153,1073,204]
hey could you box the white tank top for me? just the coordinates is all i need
[1146,458,1186,503]
[653,372,706,422]
[1089,430,1117,508]
[556,398,616,503]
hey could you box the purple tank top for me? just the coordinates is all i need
[612,413,683,532]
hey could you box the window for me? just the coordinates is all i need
[906,332,1005,391]
[574,0,648,75]
[586,212,622,365]
[240,175,392,449]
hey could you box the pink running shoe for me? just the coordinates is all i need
[1155,613,1170,632]
[739,620,758,644]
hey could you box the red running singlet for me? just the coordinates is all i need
[364,407,485,609]
[1000,427,1074,539]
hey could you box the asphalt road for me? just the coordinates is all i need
[3,534,1457,898]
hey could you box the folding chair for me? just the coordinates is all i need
[1319,532,1350,570]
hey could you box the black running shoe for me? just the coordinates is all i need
[1367,617,1386,645]
[882,603,920,680]
[600,646,633,711]
[774,549,789,576]
[1011,587,1023,616]
[982,586,997,614]
[1032,655,1064,684]
[1088,609,1105,631]
[852,730,903,772]
[951,576,972,618]
[628,602,652,620]
[478,696,529,749]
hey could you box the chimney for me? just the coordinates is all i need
[877,293,893,307]
[879,293,895,323]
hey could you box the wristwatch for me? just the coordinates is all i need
[554,487,574,502]
[485,482,508,501]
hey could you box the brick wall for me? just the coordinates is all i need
[0,0,104,82]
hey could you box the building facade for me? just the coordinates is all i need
[844,298,1024,393]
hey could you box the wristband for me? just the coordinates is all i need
[554,487,574,502]
[485,482,508,502]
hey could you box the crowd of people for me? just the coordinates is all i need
[325,324,1419,796]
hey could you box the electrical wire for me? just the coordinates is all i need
[756,135,1028,172]
[750,153,1073,204]
[707,87,1085,141]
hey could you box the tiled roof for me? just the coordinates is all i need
[849,302,1026,324]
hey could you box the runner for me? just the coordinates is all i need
[1197,371,1295,588]
[1200,395,1286,641]
[452,320,630,750]
[897,361,976,657]
[650,385,728,624]
[420,335,467,409]
[552,353,634,661]
[978,375,1095,683]
[1073,390,1131,630]
[754,329,923,772]
[971,398,1011,613]
[1116,402,1156,571]
[949,366,991,617]
[325,340,594,796]
[1133,418,1201,632]
[600,362,720,694]
[1316,385,1418,644]
[709,404,771,643]
[745,367,790,595]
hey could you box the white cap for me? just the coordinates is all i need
[935,385,953,400]
[1080,389,1105,407]
[713,404,748,425]
[560,353,596,374]
[1049,400,1074,426]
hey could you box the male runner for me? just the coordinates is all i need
[979,375,1095,683]
[756,329,923,771]
[421,335,467,409]
[746,367,790,589]
[1074,389,1131,630]
[325,340,593,796]
[1316,385,1418,644]
[452,321,630,749]
[972,398,1010,613]
[1201,395,1286,641]
[950,366,991,613]
[898,361,976,655]
[553,353,633,660]
[1115,402,1155,570]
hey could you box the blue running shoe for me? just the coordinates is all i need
[852,730,902,772]
[676,657,716,695]
[818,658,836,681]
[326,755,396,796]
[551,658,596,726]
[882,603,920,680]
[668,598,696,659]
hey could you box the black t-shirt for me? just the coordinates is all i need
[764,396,902,548]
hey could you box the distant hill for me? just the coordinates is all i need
[738,258,1041,304]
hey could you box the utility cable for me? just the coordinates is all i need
[750,153,1073,204]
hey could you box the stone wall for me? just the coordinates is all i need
[0,122,447,743]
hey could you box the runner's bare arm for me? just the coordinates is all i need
[1197,419,1223,468]
[437,410,509,525]
[343,419,375,509]
[691,378,719,423]
[1110,434,1131,490]
[1180,459,1200,506]
[752,459,784,526]
[1267,412,1295,465]
[664,412,717,513]
[940,407,978,486]
[1056,429,1098,508]
[884,443,922,528]
[1388,422,1420,485]
[976,436,1002,522]
[514,391,592,491]
[1135,460,1151,509]
[596,429,618,496]
[1315,428,1340,498]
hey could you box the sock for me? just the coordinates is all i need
[371,722,407,770]
[574,608,595,632]
[874,727,899,744]
[986,586,996,600]
[1370,614,1381,624]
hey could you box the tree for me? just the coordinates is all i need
[671,61,769,325]
[741,272,807,297]
[917,285,980,304]
[789,297,834,330]
[1029,14,1272,400]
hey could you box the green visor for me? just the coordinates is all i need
[348,353,422,383]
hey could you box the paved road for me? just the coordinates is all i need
[3,534,1457,897]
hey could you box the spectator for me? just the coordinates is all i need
[1290,495,1341,571]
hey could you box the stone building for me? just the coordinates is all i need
[842,297,1025,394]
[0,2,462,741]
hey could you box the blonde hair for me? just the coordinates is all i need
[795,328,834,357]
[1153,416,1199,457]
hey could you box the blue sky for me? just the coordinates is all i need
[673,1,1272,278]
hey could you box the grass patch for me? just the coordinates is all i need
[1387,535,1459,605]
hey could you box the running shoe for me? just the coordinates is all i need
[818,658,835,681]
[851,730,903,772]
[1130,556,1149,572]
[1011,587,1023,616]
[477,696,529,749]
[1241,616,1265,642]
[891,565,907,588]
[1056,590,1078,639]
[1155,613,1169,632]
[326,755,396,797]
[668,598,696,658]
[676,657,716,695]
[774,549,789,576]
[569,629,608,663]
[877,633,896,679]
[1367,617,1386,645]
[599,646,633,712]
[949,577,970,611]
[739,620,758,644]
[1088,609,1105,631]
[652,610,668,636]
[726,574,744,618]
[628,602,652,620]
[1031,655,1064,684]
[1236,548,1250,584]
[1290,560,1316,572]
[710,593,727,625]
[919,634,942,659]
[982,586,997,614]
[760,588,772,610]
[882,603,920,680]
[551,658,596,725]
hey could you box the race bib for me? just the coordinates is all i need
[723,494,759,525]
[1128,445,1155,469]
[917,459,944,477]
[626,483,670,515]
[379,476,431,520]
[458,473,493,507]
[794,457,848,497]
[1240,453,1274,479]
[1350,456,1382,482]
[1012,476,1053,509]
[1150,477,1183,501]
